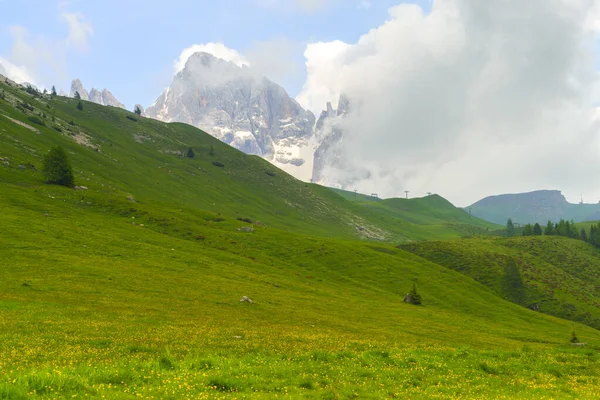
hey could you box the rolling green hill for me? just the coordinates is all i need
[401,236,600,329]
[1,79,600,398]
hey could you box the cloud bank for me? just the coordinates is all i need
[297,0,600,205]
[0,3,93,88]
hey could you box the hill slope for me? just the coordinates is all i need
[2,79,600,398]
[401,236,600,329]
[0,78,495,243]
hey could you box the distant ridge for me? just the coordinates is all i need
[468,190,600,224]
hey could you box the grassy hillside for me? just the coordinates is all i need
[401,236,600,329]
[1,80,496,244]
[333,188,500,241]
[2,80,600,398]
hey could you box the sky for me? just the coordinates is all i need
[1,0,600,206]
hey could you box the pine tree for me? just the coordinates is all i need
[76,101,83,111]
[51,86,57,96]
[74,91,81,100]
[506,218,515,237]
[186,147,195,158]
[406,283,422,305]
[209,144,215,156]
[533,223,543,236]
[42,146,74,187]
[581,228,588,242]
[522,224,533,236]
[544,220,555,236]
[134,106,142,116]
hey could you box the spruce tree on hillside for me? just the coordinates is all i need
[76,101,83,111]
[42,146,74,187]
[74,91,81,100]
[544,220,555,236]
[533,223,543,236]
[134,106,142,116]
[51,86,57,96]
[581,229,588,243]
[186,147,195,158]
[522,224,533,236]
[506,218,515,237]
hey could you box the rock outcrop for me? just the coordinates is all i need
[69,79,125,109]
[146,52,316,179]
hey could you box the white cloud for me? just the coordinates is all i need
[0,2,93,88]
[61,11,93,51]
[298,0,600,205]
[0,57,36,85]
[357,0,371,10]
[257,0,333,13]
[174,43,249,74]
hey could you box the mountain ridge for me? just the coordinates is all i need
[469,189,600,224]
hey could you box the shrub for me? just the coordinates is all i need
[27,116,45,126]
[571,329,579,343]
[126,115,137,122]
[76,101,83,111]
[406,283,422,305]
[265,170,276,177]
[20,101,34,111]
[212,161,224,168]
[186,147,195,158]
[237,217,253,223]
[42,146,74,187]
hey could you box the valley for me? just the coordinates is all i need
[1,74,600,398]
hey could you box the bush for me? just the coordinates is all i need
[212,161,224,168]
[76,101,83,111]
[186,147,195,158]
[42,146,74,187]
[126,115,137,122]
[28,116,45,126]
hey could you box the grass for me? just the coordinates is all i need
[1,80,600,398]
[401,236,600,329]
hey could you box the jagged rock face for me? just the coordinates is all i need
[146,52,316,178]
[0,63,6,78]
[311,95,369,186]
[101,89,126,108]
[70,79,89,100]
[69,79,125,109]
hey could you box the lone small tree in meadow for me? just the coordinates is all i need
[51,86,57,96]
[74,91,81,100]
[533,223,543,236]
[134,106,142,116]
[43,146,74,187]
[76,101,83,111]
[404,283,422,305]
[209,144,215,156]
[186,147,195,158]
[571,328,579,344]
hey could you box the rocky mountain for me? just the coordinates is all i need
[468,190,600,225]
[69,79,126,109]
[146,52,316,178]
[0,63,7,78]
[311,95,371,188]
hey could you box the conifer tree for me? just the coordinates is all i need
[533,223,543,236]
[51,86,57,96]
[74,91,81,100]
[186,147,195,158]
[76,101,83,111]
[506,218,515,237]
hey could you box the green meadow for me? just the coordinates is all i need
[1,80,600,398]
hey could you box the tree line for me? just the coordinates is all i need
[506,218,600,248]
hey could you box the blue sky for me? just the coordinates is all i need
[0,0,432,109]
